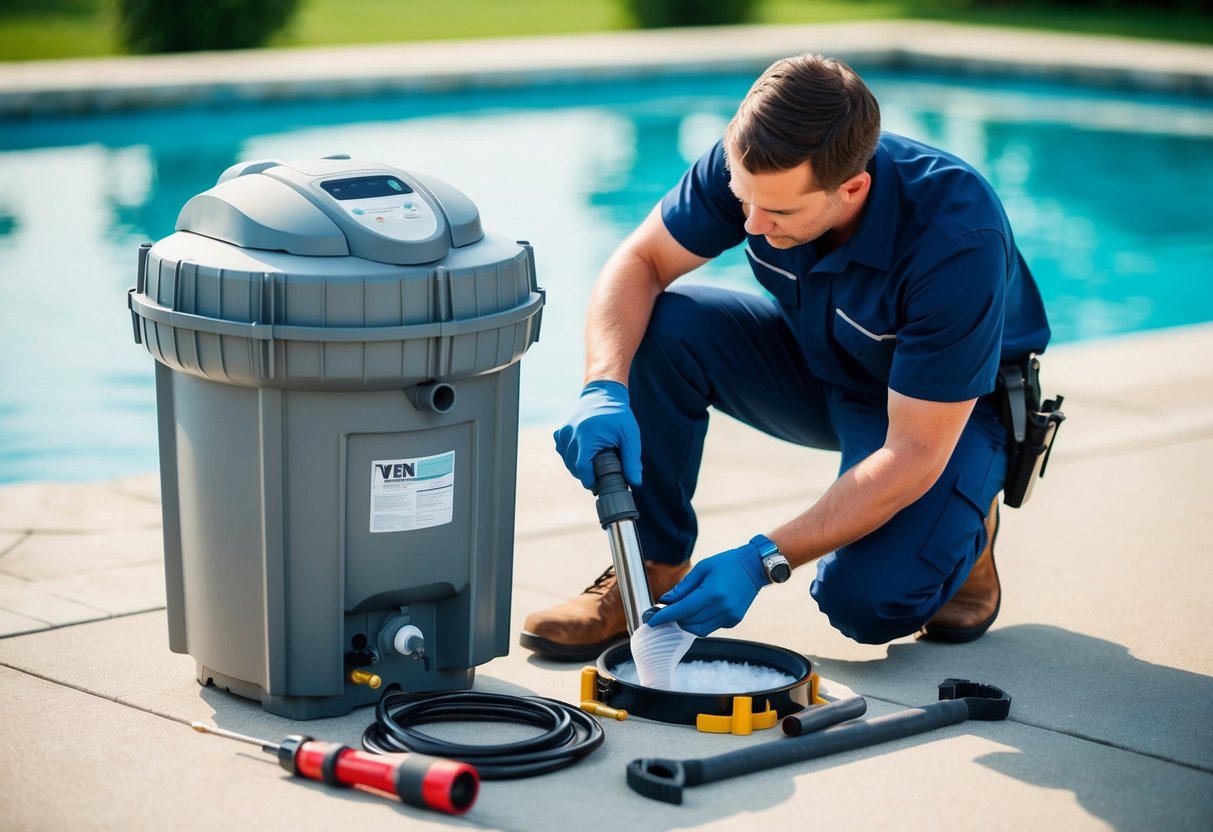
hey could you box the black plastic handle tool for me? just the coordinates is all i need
[626,679,1011,805]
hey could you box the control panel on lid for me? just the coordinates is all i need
[319,175,439,243]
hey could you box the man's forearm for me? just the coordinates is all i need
[768,391,975,568]
[582,246,666,385]
[768,440,942,568]
[581,205,710,386]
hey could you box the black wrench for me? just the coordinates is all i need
[626,679,1011,804]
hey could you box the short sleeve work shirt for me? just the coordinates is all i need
[660,133,1051,403]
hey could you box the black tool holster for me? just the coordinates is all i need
[996,354,1065,508]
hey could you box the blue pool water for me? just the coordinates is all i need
[1,69,1212,483]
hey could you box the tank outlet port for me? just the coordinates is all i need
[410,383,456,413]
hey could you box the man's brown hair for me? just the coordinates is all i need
[724,54,881,192]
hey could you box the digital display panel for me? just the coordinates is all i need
[320,175,413,201]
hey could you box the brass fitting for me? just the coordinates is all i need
[580,700,628,721]
[349,669,382,689]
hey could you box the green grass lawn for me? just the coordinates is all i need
[2,0,1210,62]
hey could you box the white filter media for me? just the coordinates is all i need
[612,659,796,693]
[630,621,697,690]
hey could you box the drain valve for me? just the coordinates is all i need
[392,624,426,658]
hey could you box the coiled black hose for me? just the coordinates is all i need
[363,690,605,780]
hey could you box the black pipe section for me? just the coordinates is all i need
[780,695,867,737]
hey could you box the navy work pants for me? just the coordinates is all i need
[628,285,1009,644]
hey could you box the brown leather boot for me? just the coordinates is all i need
[919,499,1001,643]
[519,561,692,661]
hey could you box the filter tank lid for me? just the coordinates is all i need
[175,156,485,266]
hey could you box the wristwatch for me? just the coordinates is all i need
[750,534,791,584]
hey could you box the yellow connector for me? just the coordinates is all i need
[580,666,598,702]
[697,696,779,734]
[580,700,628,721]
[810,672,825,705]
[349,669,382,689]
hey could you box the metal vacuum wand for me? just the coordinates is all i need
[592,448,651,634]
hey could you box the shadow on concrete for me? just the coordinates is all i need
[818,624,1213,831]
[822,624,1213,770]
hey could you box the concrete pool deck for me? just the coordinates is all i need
[2,20,1213,832]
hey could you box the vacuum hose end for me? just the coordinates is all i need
[591,449,639,526]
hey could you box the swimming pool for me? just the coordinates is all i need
[1,69,1211,483]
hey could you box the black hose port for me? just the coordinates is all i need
[595,637,813,726]
[411,382,456,414]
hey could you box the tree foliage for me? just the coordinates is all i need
[623,0,758,29]
[114,0,300,53]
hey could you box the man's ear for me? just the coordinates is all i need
[839,171,871,204]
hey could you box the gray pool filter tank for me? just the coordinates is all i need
[127,156,545,719]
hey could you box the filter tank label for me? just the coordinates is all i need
[369,451,455,533]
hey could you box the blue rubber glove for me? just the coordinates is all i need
[645,541,767,637]
[552,380,642,489]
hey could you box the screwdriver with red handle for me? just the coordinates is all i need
[190,722,479,815]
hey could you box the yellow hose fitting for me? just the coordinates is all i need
[580,666,598,703]
[349,669,382,689]
[580,700,628,721]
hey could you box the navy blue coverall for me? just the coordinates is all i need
[629,133,1051,644]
